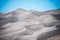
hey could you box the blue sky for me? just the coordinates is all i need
[0,0,60,13]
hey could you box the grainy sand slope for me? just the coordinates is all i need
[47,35,60,40]
[0,9,60,40]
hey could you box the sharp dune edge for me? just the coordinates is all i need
[0,9,60,40]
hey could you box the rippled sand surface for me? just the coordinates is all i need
[47,35,60,40]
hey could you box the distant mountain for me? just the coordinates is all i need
[0,8,60,26]
[0,8,60,40]
[0,8,60,20]
[3,8,60,15]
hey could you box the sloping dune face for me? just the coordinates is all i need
[47,35,60,40]
[0,9,60,40]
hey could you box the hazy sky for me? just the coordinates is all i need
[0,0,60,13]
